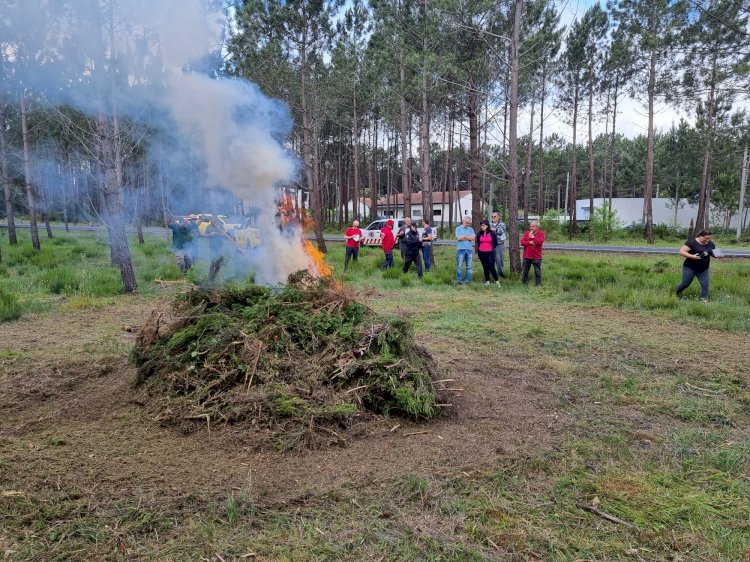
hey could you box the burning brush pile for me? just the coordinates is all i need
[131,272,442,449]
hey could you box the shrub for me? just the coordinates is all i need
[0,289,22,322]
[40,266,81,294]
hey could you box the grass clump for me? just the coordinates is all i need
[0,288,23,321]
[131,272,441,449]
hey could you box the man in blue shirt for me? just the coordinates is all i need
[455,215,475,285]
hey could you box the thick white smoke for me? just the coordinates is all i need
[5,0,312,284]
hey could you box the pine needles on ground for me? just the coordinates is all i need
[131,272,441,449]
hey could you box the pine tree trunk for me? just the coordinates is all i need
[371,115,378,222]
[63,151,71,232]
[300,32,326,253]
[695,58,717,234]
[522,97,535,227]
[537,65,547,217]
[352,85,361,221]
[20,91,40,251]
[568,83,579,240]
[338,131,345,228]
[469,91,481,226]
[588,82,595,241]
[508,0,523,274]
[0,110,17,245]
[447,116,454,231]
[644,46,656,244]
[501,73,509,222]
[609,75,619,208]
[399,49,411,218]
[99,113,137,293]
[421,60,432,223]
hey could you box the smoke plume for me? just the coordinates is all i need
[3,0,311,284]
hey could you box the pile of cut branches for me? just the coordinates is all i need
[131,272,442,449]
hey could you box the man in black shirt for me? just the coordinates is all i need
[675,229,723,302]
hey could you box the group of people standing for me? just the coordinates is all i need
[343,214,545,287]
[454,214,544,286]
[341,218,725,302]
[382,217,434,277]
[344,216,434,277]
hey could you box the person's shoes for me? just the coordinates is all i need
[456,281,463,286]
[495,281,501,287]
[702,298,710,305]
[485,281,490,286]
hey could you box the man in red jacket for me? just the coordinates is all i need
[380,219,395,270]
[344,220,362,270]
[520,219,545,286]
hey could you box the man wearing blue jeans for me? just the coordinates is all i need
[421,219,434,272]
[455,215,474,285]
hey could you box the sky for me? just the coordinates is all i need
[543,0,749,141]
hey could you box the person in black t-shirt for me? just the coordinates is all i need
[675,229,724,302]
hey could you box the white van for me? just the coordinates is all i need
[360,218,437,246]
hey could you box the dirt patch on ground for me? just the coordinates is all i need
[0,296,560,510]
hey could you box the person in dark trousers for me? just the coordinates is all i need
[344,220,362,270]
[168,216,197,274]
[421,219,434,272]
[402,223,423,278]
[520,220,545,286]
[381,219,395,270]
[396,217,412,261]
[476,219,500,285]
[675,229,724,302]
[489,211,506,278]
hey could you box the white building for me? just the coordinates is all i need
[347,190,474,225]
[576,197,741,229]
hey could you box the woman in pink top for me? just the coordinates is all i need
[475,220,500,285]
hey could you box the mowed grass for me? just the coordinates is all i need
[1,234,749,561]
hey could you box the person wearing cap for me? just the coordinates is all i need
[476,219,500,285]
[344,220,362,271]
[381,219,396,270]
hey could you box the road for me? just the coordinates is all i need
[4,223,750,257]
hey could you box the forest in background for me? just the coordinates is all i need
[1,0,749,288]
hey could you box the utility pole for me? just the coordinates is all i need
[738,146,748,239]
[563,171,570,222]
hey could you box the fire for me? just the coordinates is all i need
[302,239,332,277]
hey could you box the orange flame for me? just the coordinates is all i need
[302,239,332,277]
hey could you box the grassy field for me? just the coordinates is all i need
[1,230,749,561]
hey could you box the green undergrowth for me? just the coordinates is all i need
[131,272,440,449]
[0,230,184,321]
[329,244,750,330]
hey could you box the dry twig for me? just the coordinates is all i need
[575,502,634,528]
